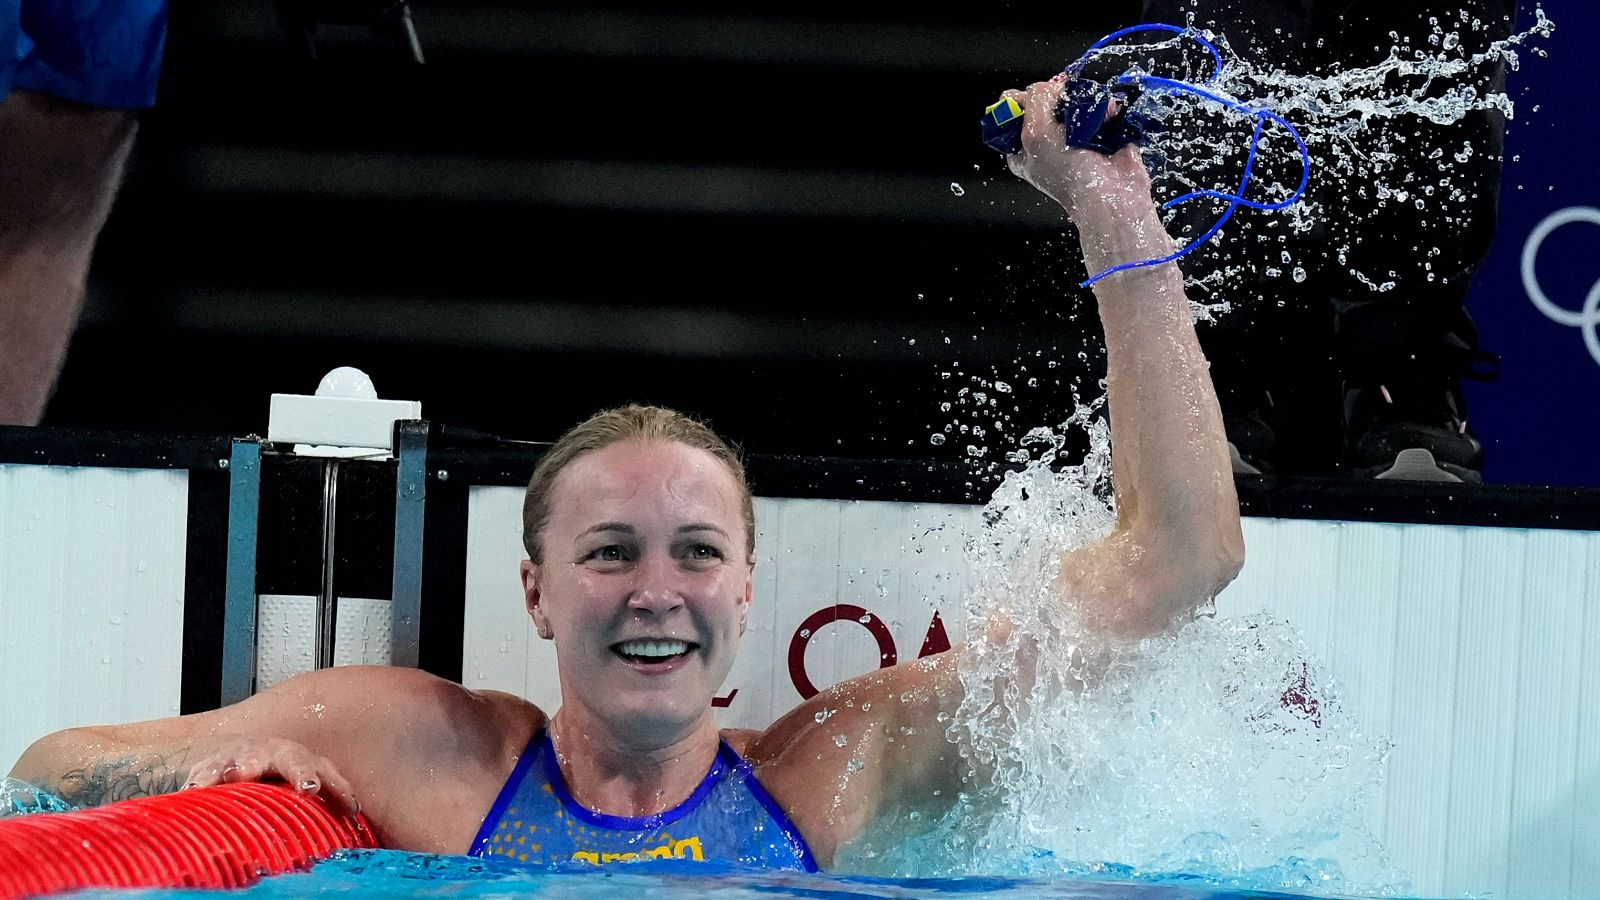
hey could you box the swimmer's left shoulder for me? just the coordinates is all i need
[747,651,960,762]
[739,653,965,866]
[719,727,761,756]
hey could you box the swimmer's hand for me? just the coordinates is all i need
[183,738,361,817]
[1002,77,1177,279]
[1000,77,1157,225]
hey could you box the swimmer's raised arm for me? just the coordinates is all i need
[1004,77,1244,639]
[9,665,541,851]
[754,78,1243,863]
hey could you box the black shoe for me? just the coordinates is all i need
[1334,295,1497,484]
[1343,381,1484,483]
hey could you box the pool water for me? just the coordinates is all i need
[66,850,1409,900]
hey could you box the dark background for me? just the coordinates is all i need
[1460,0,1600,487]
[46,2,1141,462]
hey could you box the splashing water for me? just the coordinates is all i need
[876,17,1572,868]
[855,17,1567,883]
[1064,9,1556,302]
[839,404,1400,894]
[0,777,73,818]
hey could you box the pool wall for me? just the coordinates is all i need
[0,464,189,767]
[1,429,1596,899]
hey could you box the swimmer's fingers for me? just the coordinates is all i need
[280,758,361,818]
[183,741,360,816]
[184,738,286,779]
[219,752,269,784]
[1000,80,1154,220]
[183,754,235,789]
[183,747,271,787]
[999,82,1074,195]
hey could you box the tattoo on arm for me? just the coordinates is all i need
[47,748,195,808]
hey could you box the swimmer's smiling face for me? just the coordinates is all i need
[521,439,753,738]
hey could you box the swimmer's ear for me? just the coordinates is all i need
[737,572,753,636]
[521,559,554,641]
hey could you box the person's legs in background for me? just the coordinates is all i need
[1326,0,1515,482]
[1136,0,1515,481]
[0,0,164,425]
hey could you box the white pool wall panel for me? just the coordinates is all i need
[2,463,1595,898]
[0,465,189,773]
[1382,525,1462,894]
[1206,519,1598,900]
[461,486,545,707]
[1444,526,1527,897]
[1574,544,1600,899]
[1505,530,1586,900]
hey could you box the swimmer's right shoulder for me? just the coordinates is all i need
[254,665,544,745]
[247,667,543,852]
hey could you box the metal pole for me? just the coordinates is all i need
[221,438,262,705]
[390,420,428,667]
[314,459,340,670]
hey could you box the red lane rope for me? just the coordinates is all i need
[0,783,378,899]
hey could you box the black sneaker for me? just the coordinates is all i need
[1343,380,1484,483]
[1333,295,1497,484]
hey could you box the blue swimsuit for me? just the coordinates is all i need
[469,729,817,872]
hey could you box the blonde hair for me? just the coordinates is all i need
[521,405,755,564]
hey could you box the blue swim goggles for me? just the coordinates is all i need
[981,24,1312,288]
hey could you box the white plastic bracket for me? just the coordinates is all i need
[266,367,421,458]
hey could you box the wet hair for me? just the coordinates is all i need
[521,404,756,564]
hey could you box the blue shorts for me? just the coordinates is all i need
[0,0,167,109]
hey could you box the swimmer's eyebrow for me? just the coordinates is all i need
[577,522,729,538]
[678,523,730,538]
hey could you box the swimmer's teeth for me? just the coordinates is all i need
[618,639,690,659]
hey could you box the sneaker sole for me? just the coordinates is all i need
[1368,448,1483,484]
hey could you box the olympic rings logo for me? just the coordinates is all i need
[1522,206,1600,367]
